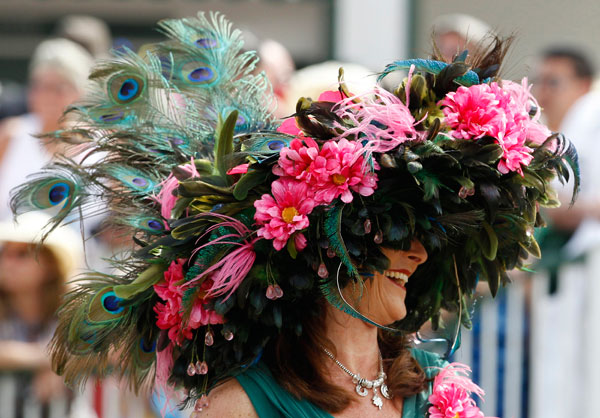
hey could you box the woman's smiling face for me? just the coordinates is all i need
[350,239,428,326]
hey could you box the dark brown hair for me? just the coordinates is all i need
[264,299,427,413]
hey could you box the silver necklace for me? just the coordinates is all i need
[322,347,392,410]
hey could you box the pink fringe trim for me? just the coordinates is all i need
[185,213,257,300]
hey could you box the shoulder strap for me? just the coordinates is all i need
[235,362,334,418]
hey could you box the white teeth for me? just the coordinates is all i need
[383,270,409,285]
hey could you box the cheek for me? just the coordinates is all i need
[363,275,407,324]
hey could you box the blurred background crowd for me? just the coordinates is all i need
[0,1,599,417]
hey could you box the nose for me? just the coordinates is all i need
[407,239,428,265]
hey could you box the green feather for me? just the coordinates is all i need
[378,58,479,86]
[324,204,359,279]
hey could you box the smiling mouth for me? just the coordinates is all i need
[383,269,411,287]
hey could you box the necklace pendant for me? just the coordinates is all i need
[356,384,368,397]
[372,388,383,410]
[381,383,391,399]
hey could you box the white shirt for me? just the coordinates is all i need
[0,114,50,221]
[557,91,600,257]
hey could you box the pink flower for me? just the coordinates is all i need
[440,82,548,175]
[272,137,321,182]
[335,87,417,152]
[276,118,303,136]
[273,136,377,205]
[502,78,552,145]
[441,83,507,140]
[227,163,249,175]
[254,178,315,251]
[188,298,224,329]
[154,260,223,345]
[428,363,494,418]
[496,136,533,175]
[318,90,346,103]
[313,138,378,204]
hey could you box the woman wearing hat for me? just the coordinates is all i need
[0,213,81,405]
[10,13,578,417]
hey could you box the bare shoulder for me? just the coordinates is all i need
[196,378,258,418]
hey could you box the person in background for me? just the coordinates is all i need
[0,212,84,415]
[533,48,600,258]
[0,38,93,220]
[431,13,493,62]
[55,15,112,59]
[530,47,600,418]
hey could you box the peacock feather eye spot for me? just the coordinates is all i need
[132,177,148,187]
[140,338,156,353]
[147,219,163,231]
[48,183,70,205]
[268,140,285,151]
[101,292,124,314]
[118,79,139,101]
[195,38,217,48]
[181,61,218,86]
[188,67,214,83]
[109,74,144,104]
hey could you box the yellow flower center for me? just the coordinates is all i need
[332,173,346,185]
[454,413,460,418]
[282,207,299,223]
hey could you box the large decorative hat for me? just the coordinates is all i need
[11,12,578,407]
[0,212,82,280]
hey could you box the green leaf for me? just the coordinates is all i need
[213,110,238,179]
[114,263,166,299]
[171,218,210,240]
[480,221,498,260]
[287,237,298,259]
[233,169,269,200]
[481,258,500,297]
[520,236,541,258]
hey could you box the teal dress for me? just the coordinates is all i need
[235,348,447,417]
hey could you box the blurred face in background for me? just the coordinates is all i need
[0,242,55,295]
[436,31,468,62]
[28,68,81,130]
[533,57,592,131]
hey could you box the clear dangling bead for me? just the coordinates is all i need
[364,218,372,234]
[266,284,277,300]
[223,330,234,341]
[204,330,214,346]
[458,185,475,198]
[195,361,208,375]
[273,284,284,299]
[194,394,209,412]
[326,247,336,258]
[187,363,196,376]
[373,230,383,244]
[317,263,329,278]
